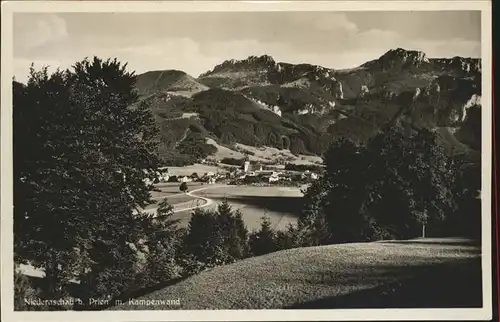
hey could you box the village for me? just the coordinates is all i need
[145,159,321,187]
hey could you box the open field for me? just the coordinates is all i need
[111,238,482,310]
[170,184,305,231]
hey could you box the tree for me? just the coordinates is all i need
[445,162,481,238]
[249,216,277,256]
[179,182,188,193]
[298,126,462,245]
[181,201,249,275]
[13,58,171,305]
[364,127,457,239]
[215,201,249,261]
[141,199,183,287]
[300,138,368,244]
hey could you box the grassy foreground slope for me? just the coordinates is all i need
[111,238,481,310]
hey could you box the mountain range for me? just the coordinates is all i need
[124,48,482,165]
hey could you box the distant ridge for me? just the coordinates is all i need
[135,69,208,97]
[133,48,482,164]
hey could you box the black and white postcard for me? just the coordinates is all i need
[1,1,493,321]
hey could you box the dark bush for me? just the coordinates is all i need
[181,201,249,275]
[179,182,188,193]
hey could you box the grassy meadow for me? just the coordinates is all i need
[111,238,481,310]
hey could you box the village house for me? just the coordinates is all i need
[178,176,193,183]
[157,172,170,182]
[268,172,280,183]
[301,171,319,181]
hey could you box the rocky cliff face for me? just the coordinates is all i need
[432,57,481,75]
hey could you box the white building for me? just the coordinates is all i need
[178,176,193,183]
[268,174,280,183]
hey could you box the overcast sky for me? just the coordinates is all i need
[13,11,481,82]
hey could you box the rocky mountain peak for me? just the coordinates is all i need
[245,54,276,65]
[200,55,277,77]
[363,48,430,70]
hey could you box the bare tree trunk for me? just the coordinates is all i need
[422,223,426,238]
